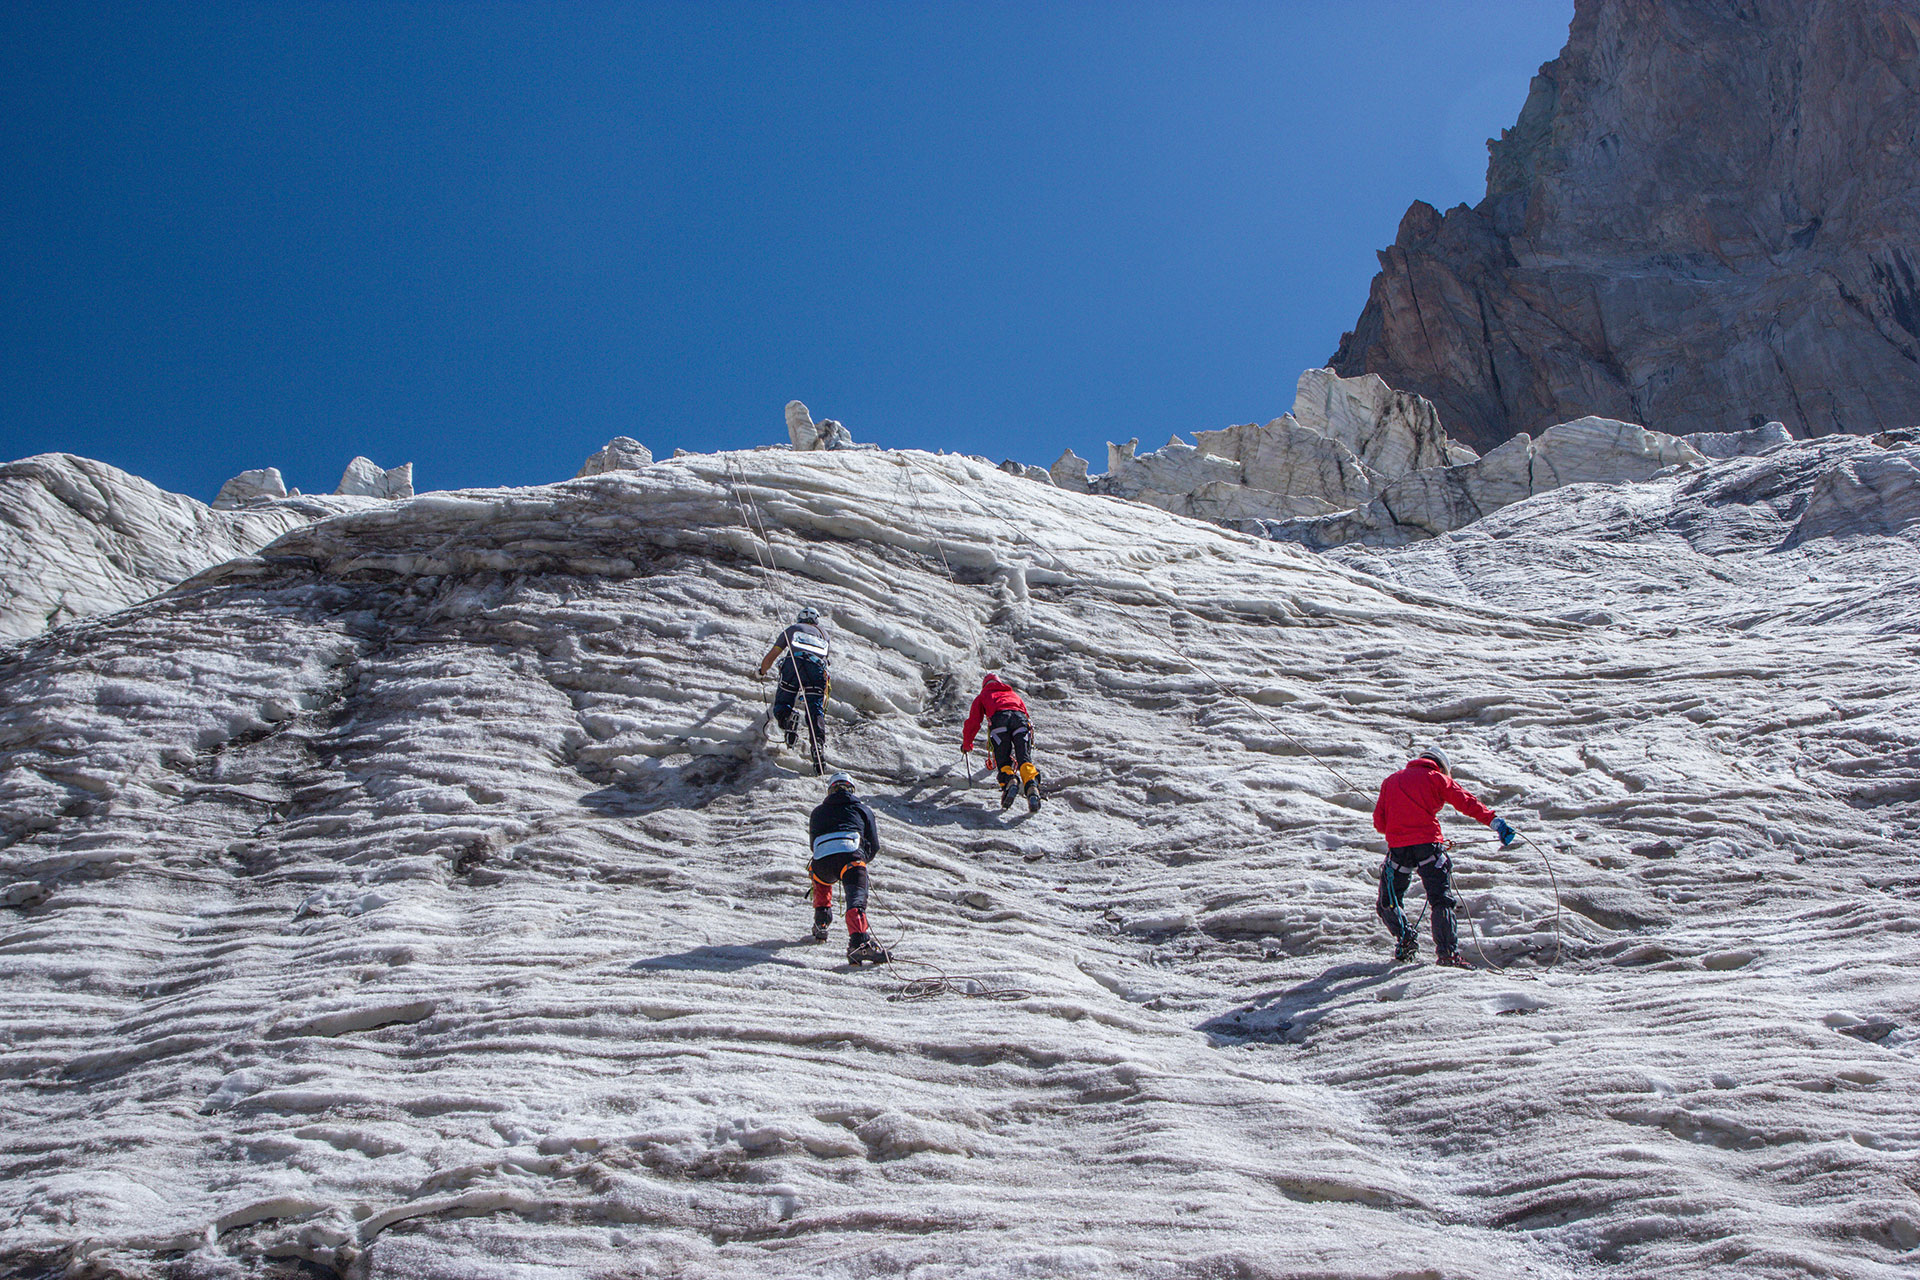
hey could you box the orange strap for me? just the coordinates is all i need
[809,859,866,887]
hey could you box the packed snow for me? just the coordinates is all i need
[1,443,1916,1278]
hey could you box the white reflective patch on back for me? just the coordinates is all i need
[812,832,860,858]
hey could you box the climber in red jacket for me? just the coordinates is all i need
[962,674,1043,812]
[1372,748,1517,968]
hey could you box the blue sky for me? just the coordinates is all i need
[2,2,1572,500]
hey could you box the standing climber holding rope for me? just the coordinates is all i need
[758,606,831,773]
[1373,748,1518,968]
[809,772,889,965]
[962,674,1044,812]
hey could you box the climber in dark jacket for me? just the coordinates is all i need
[808,772,888,964]
[962,673,1043,812]
[758,605,831,763]
[1372,748,1517,968]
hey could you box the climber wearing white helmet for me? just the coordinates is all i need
[807,772,888,964]
[758,605,831,769]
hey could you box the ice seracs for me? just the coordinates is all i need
[1282,367,1478,477]
[574,436,655,477]
[785,400,856,451]
[1049,448,1091,492]
[998,458,1054,485]
[0,454,412,639]
[1264,415,1708,549]
[0,454,335,640]
[333,456,414,499]
[1025,365,1743,549]
[1789,437,1920,543]
[1683,420,1793,460]
[211,467,289,509]
[1085,369,1477,526]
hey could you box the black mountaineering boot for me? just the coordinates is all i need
[1024,780,1044,813]
[1000,772,1020,810]
[847,933,889,965]
[1435,953,1472,970]
[812,907,832,942]
[1393,935,1419,963]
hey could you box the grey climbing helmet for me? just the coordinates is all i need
[797,606,821,625]
[826,771,854,793]
[1418,747,1452,776]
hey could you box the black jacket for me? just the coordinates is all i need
[808,790,879,860]
[771,622,830,689]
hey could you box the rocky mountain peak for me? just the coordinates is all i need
[1333,0,1920,451]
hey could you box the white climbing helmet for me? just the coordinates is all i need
[826,771,854,793]
[797,605,820,625]
[1418,747,1452,776]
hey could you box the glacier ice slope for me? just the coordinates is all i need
[0,454,377,641]
[0,446,1916,1278]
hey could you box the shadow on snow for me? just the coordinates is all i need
[1198,959,1404,1046]
[630,937,814,974]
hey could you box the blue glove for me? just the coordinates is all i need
[1491,817,1517,847]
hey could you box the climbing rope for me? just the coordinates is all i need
[1459,833,1564,972]
[877,454,988,791]
[725,455,829,774]
[722,456,779,578]
[722,456,782,729]
[1512,833,1563,967]
[805,879,1034,1002]
[888,956,1034,1003]
[868,912,1031,1003]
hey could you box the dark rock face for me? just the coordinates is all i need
[1331,0,1920,452]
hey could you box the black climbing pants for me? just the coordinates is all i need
[810,851,870,915]
[1376,842,1458,957]
[773,680,828,749]
[989,709,1033,776]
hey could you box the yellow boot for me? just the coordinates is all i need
[1018,762,1043,811]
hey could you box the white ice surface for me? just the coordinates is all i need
[1,446,1915,1278]
[0,453,376,640]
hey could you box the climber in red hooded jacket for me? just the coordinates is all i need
[1372,749,1517,968]
[962,674,1043,812]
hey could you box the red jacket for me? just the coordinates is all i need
[962,676,1028,752]
[1373,758,1495,848]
